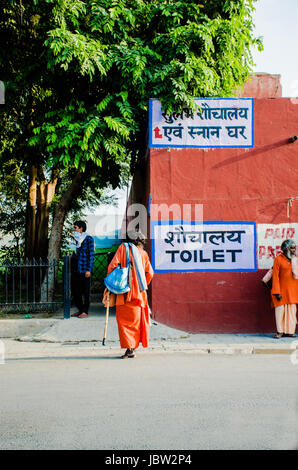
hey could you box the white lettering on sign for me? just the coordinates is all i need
[149,98,254,149]
[151,221,257,273]
[257,223,298,269]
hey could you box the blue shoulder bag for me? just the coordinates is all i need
[104,243,132,294]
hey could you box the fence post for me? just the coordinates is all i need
[63,255,71,319]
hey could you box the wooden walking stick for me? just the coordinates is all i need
[102,290,110,346]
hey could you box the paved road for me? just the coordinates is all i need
[1,353,298,450]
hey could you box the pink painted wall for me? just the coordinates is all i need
[237,73,282,99]
[149,97,298,333]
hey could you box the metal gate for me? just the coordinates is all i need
[0,251,114,318]
[0,258,64,314]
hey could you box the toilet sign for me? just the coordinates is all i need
[151,221,257,272]
[149,98,254,149]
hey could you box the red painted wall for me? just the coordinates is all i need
[149,97,298,333]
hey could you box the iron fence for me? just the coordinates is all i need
[0,250,116,317]
[0,258,63,313]
[89,251,115,301]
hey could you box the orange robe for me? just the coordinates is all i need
[271,253,298,307]
[107,244,154,349]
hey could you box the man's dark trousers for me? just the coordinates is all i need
[72,272,91,314]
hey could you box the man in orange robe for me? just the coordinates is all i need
[271,239,298,338]
[106,232,154,358]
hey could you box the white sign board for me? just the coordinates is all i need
[257,223,298,269]
[149,98,254,148]
[151,221,257,272]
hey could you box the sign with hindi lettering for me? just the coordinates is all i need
[149,98,254,148]
[151,221,257,273]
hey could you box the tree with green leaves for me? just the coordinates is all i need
[0,0,262,267]
[0,158,27,259]
[0,0,126,263]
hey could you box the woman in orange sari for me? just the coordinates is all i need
[105,231,154,358]
[271,239,298,338]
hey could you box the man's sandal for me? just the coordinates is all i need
[71,312,81,317]
[121,349,136,359]
[274,332,284,338]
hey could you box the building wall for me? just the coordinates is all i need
[237,73,282,99]
[149,97,298,332]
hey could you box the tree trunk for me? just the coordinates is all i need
[24,165,37,260]
[24,166,60,261]
[34,167,59,260]
[40,171,85,303]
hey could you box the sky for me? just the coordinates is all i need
[90,0,298,223]
[252,0,298,97]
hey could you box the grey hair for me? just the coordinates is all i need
[281,239,296,251]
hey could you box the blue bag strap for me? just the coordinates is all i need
[124,243,130,266]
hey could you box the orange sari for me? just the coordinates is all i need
[271,253,298,334]
[106,244,154,349]
[271,254,298,307]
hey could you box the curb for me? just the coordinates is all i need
[1,319,298,357]
[2,339,297,360]
[153,344,296,355]
[252,347,294,355]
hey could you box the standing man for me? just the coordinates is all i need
[271,239,298,338]
[71,220,95,318]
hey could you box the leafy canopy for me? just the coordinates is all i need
[2,0,262,173]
